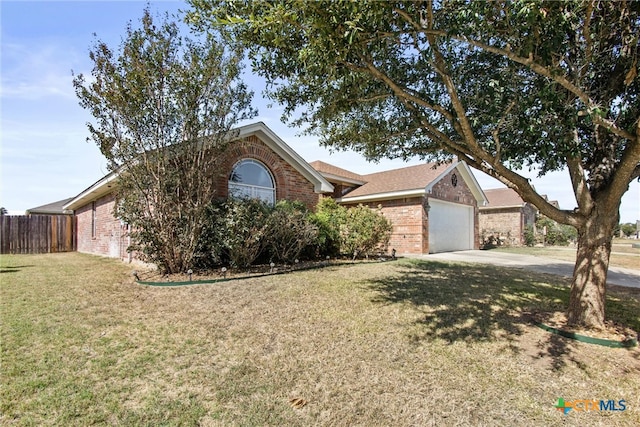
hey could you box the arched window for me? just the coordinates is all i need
[228,159,276,205]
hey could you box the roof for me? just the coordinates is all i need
[64,122,334,211]
[481,188,527,209]
[27,197,75,215]
[313,160,487,205]
[309,160,366,185]
[347,163,451,198]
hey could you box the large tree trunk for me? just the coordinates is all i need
[567,208,618,329]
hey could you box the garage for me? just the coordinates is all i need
[428,199,475,253]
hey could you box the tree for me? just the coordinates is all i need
[0,207,7,216]
[618,222,637,238]
[73,8,256,273]
[188,0,640,328]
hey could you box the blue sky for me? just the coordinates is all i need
[1,1,638,223]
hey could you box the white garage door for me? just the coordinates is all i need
[428,199,474,253]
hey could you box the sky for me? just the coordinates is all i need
[1,1,638,223]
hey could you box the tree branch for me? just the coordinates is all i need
[566,148,594,217]
[344,60,454,122]
[492,100,516,164]
[410,25,636,142]
[423,1,480,153]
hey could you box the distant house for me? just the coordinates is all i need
[478,188,538,246]
[311,160,487,254]
[26,197,74,215]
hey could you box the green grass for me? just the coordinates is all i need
[1,253,639,426]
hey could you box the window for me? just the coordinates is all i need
[228,159,276,205]
[91,201,97,239]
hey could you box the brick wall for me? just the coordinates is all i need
[217,135,320,210]
[76,193,129,259]
[344,197,427,255]
[384,198,428,254]
[341,168,481,254]
[479,204,537,246]
[429,169,477,206]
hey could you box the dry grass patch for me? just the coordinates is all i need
[495,245,640,270]
[1,253,639,426]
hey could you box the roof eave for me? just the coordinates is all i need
[318,172,367,186]
[63,171,119,211]
[338,188,426,204]
[479,204,526,210]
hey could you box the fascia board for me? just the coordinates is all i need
[455,162,489,206]
[63,171,119,211]
[479,204,525,210]
[318,172,366,186]
[338,188,425,204]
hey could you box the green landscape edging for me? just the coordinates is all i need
[536,322,638,348]
[136,259,396,287]
[138,268,305,287]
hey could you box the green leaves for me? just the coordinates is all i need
[75,7,256,273]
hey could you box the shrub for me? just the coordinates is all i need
[266,201,318,263]
[340,204,392,258]
[197,198,272,268]
[536,217,577,246]
[311,198,346,257]
[523,225,536,247]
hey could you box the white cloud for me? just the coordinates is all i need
[0,42,80,101]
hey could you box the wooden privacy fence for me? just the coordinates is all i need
[0,215,76,254]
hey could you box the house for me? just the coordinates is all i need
[26,197,74,215]
[478,188,538,246]
[310,160,487,254]
[63,121,487,260]
[63,122,333,260]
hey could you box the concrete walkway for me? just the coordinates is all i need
[409,250,640,289]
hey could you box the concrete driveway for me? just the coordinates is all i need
[412,250,640,289]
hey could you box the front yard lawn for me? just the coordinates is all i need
[494,242,640,270]
[1,253,639,426]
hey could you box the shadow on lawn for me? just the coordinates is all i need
[367,259,578,367]
[0,265,35,274]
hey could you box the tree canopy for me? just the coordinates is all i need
[188,0,640,328]
[74,8,256,272]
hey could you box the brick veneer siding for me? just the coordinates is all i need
[217,135,320,210]
[76,193,129,259]
[479,204,537,246]
[74,134,323,259]
[341,168,481,254]
[380,198,426,254]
